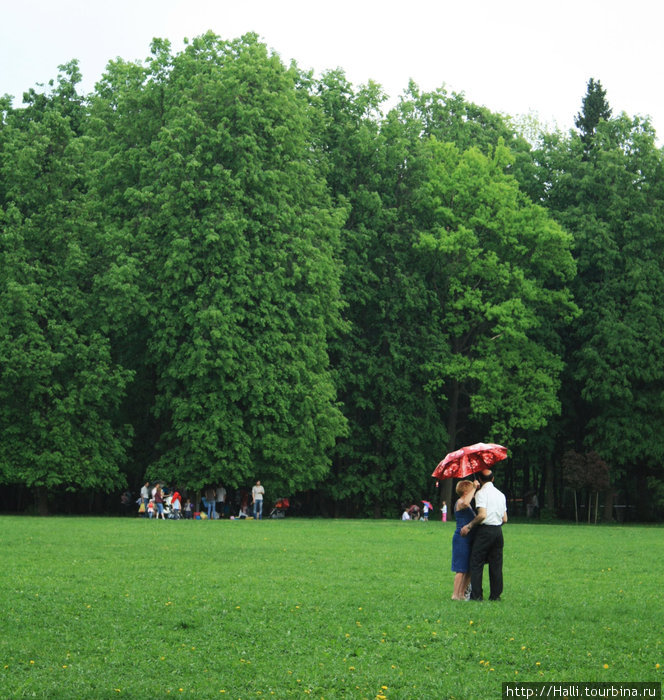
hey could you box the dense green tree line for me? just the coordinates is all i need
[1,34,662,517]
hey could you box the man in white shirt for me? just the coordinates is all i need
[460,469,507,601]
[140,481,150,518]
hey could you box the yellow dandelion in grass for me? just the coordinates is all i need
[349,666,356,671]
[656,664,660,669]
[521,646,526,651]
[469,620,474,625]
[219,691,226,694]
[30,660,35,665]
[603,664,609,669]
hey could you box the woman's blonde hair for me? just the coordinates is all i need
[455,480,475,496]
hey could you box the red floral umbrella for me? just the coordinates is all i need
[432,443,508,480]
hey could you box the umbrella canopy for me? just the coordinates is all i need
[421,500,433,509]
[432,443,508,480]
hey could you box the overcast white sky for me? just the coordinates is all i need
[2,0,663,138]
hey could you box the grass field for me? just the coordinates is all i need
[0,516,662,699]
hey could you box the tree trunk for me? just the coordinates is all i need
[573,490,578,523]
[37,485,49,516]
[603,488,615,522]
[544,456,555,511]
[441,379,460,511]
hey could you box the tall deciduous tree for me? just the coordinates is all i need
[410,137,578,506]
[90,34,347,494]
[536,97,664,517]
[0,63,132,513]
[312,72,448,516]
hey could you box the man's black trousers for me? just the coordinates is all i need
[469,524,504,601]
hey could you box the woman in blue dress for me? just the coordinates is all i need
[451,480,478,600]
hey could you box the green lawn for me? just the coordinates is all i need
[0,517,661,699]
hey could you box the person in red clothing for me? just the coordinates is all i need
[171,490,182,518]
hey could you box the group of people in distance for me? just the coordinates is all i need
[138,480,265,520]
[451,469,507,602]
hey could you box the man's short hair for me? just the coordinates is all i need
[478,469,494,483]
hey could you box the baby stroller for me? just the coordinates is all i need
[269,498,290,519]
[164,495,181,519]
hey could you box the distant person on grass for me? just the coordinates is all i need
[451,479,478,600]
[140,481,150,518]
[252,480,265,520]
[460,469,507,601]
[153,483,166,520]
[171,489,182,519]
[205,487,216,520]
[216,484,227,518]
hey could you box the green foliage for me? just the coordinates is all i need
[0,68,132,498]
[89,33,347,494]
[536,111,664,490]
[575,77,612,148]
[411,137,577,443]
[4,34,663,517]
[312,73,449,514]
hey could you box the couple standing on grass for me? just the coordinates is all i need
[451,469,507,601]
